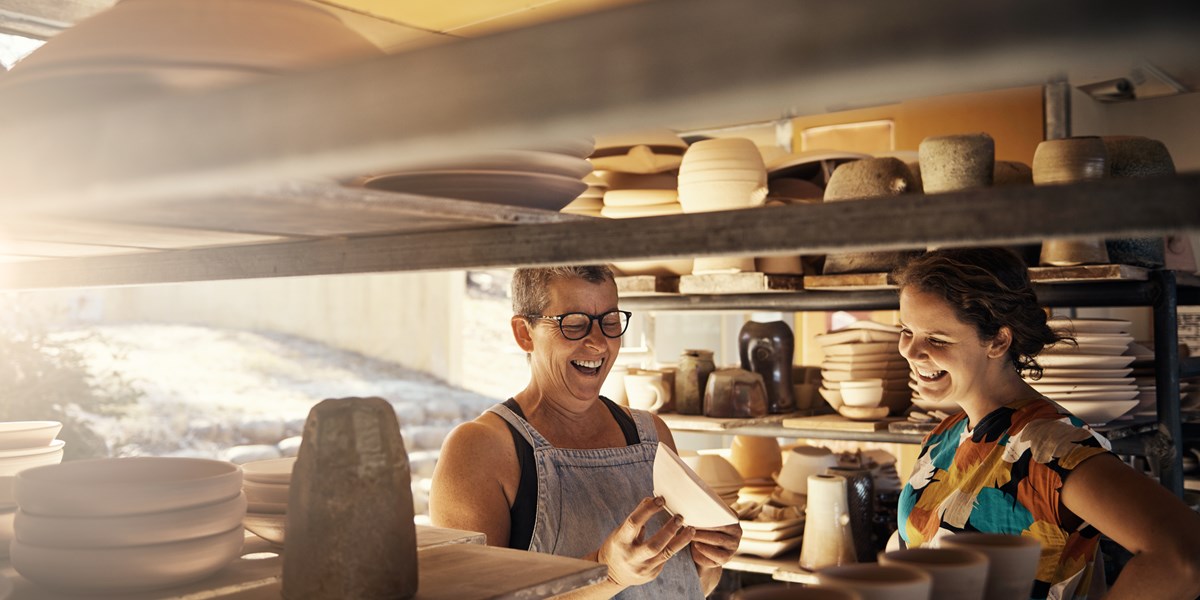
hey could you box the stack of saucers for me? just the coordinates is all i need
[681,452,743,507]
[241,456,295,546]
[11,457,245,595]
[560,172,606,217]
[816,322,910,418]
[0,421,65,559]
[1030,318,1139,426]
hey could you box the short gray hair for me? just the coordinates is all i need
[511,265,615,316]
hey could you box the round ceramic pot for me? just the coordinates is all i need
[918,133,995,193]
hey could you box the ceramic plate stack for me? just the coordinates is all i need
[736,510,806,558]
[240,456,295,546]
[596,169,692,276]
[560,172,607,217]
[683,451,744,507]
[816,322,910,419]
[0,422,65,559]
[1030,318,1139,426]
[589,129,687,175]
[11,457,245,595]
[360,144,593,212]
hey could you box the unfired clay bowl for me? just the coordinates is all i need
[918,133,995,193]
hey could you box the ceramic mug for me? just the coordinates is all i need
[625,372,668,413]
[879,548,988,600]
[938,533,1041,600]
[601,365,630,406]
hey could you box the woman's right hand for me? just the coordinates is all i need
[595,496,695,588]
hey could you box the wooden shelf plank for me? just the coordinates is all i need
[804,272,893,291]
[679,273,805,295]
[616,275,681,295]
[1029,264,1149,283]
[659,413,804,432]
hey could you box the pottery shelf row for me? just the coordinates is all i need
[638,270,1200,497]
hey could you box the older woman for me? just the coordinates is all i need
[894,247,1200,599]
[431,265,740,599]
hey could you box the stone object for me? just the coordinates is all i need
[282,397,417,599]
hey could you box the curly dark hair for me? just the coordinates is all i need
[891,248,1072,379]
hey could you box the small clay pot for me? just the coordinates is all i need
[1102,136,1175,268]
[822,158,921,274]
[918,133,995,193]
[1032,137,1109,184]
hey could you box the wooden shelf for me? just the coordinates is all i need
[659,413,925,444]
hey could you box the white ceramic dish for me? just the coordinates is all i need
[15,492,246,548]
[742,521,805,542]
[1038,367,1133,378]
[601,189,678,208]
[838,405,890,421]
[1052,399,1139,425]
[0,443,65,478]
[736,534,804,558]
[1042,342,1130,356]
[243,479,290,505]
[241,457,296,485]
[1046,318,1132,334]
[10,526,244,594]
[652,443,738,528]
[1036,354,1136,369]
[15,457,242,518]
[0,422,62,451]
[361,170,587,212]
[841,387,884,408]
[740,516,805,533]
[243,511,286,546]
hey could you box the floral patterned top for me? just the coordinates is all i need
[898,396,1112,600]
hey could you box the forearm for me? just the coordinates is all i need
[1104,550,1200,599]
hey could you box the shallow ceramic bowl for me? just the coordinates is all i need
[243,511,286,546]
[10,526,244,594]
[775,446,838,495]
[15,457,242,518]
[242,479,291,505]
[240,457,296,485]
[729,435,782,481]
[1052,399,1138,425]
[1032,137,1108,185]
[0,422,62,451]
[15,492,246,548]
[0,442,66,478]
[681,453,744,489]
[841,386,884,408]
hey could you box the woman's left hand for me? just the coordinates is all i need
[690,523,742,568]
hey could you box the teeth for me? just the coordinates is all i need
[573,359,603,369]
[917,368,945,379]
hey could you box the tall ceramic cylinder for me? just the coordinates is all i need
[676,349,715,415]
[799,474,856,571]
[738,320,795,414]
[828,466,876,563]
[282,397,418,599]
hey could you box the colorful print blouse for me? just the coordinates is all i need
[898,396,1112,600]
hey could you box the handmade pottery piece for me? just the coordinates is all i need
[739,320,796,414]
[0,422,62,451]
[939,533,1040,600]
[799,474,857,570]
[729,435,782,481]
[625,372,669,413]
[879,548,988,600]
[918,133,995,193]
[652,443,738,528]
[828,466,877,563]
[241,457,297,485]
[1033,137,1110,266]
[816,564,934,600]
[776,446,839,495]
[677,350,716,415]
[704,368,769,418]
[1101,135,1175,268]
[822,158,921,274]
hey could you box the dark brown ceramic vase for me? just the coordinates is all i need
[282,397,418,599]
[738,320,795,414]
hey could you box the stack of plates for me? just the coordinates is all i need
[11,457,245,595]
[1030,318,1139,425]
[240,456,296,546]
[816,322,910,418]
[560,172,608,217]
[360,142,593,212]
[589,129,687,174]
[736,514,806,558]
[0,422,65,559]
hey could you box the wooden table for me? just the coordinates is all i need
[0,527,606,599]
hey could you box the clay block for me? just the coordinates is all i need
[282,397,418,599]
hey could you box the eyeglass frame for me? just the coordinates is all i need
[523,310,633,340]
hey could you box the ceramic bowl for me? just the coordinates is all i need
[652,443,738,528]
[840,379,885,390]
[10,526,244,594]
[918,133,995,193]
[0,422,62,451]
[816,564,934,600]
[14,492,246,548]
[243,479,291,505]
[0,441,66,477]
[241,457,296,485]
[681,453,744,489]
[841,386,885,408]
[729,435,783,481]
[15,457,242,517]
[775,446,838,495]
[1032,137,1108,185]
[243,510,287,546]
[824,158,918,201]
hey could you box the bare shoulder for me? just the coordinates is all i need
[438,412,517,470]
[649,412,677,453]
[430,410,521,546]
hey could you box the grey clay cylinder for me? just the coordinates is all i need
[282,397,418,599]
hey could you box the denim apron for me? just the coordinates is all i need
[489,403,705,599]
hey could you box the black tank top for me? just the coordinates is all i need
[501,396,640,550]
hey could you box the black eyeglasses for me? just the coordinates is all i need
[525,310,632,340]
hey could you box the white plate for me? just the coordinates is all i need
[1042,342,1130,356]
[1031,384,1138,394]
[1052,399,1139,425]
[815,328,901,347]
[1045,390,1139,402]
[653,443,738,528]
[741,521,805,541]
[1036,354,1137,369]
[369,149,593,180]
[1026,376,1135,386]
[1047,318,1133,334]
[736,534,804,558]
[740,516,805,533]
[361,170,587,212]
[822,342,898,357]
[602,189,678,207]
[1038,367,1133,378]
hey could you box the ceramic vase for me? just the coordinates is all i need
[738,320,796,414]
[828,466,876,563]
[1032,137,1111,266]
[799,474,857,571]
[703,368,769,419]
[676,350,715,415]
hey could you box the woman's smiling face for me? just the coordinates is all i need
[898,287,1008,405]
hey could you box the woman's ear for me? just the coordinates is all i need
[988,326,1014,359]
[511,315,535,353]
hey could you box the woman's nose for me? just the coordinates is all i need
[899,336,922,361]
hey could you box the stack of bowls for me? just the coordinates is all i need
[241,456,296,546]
[772,445,839,508]
[814,323,911,418]
[681,452,744,507]
[0,421,65,559]
[11,457,245,595]
[678,137,768,274]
